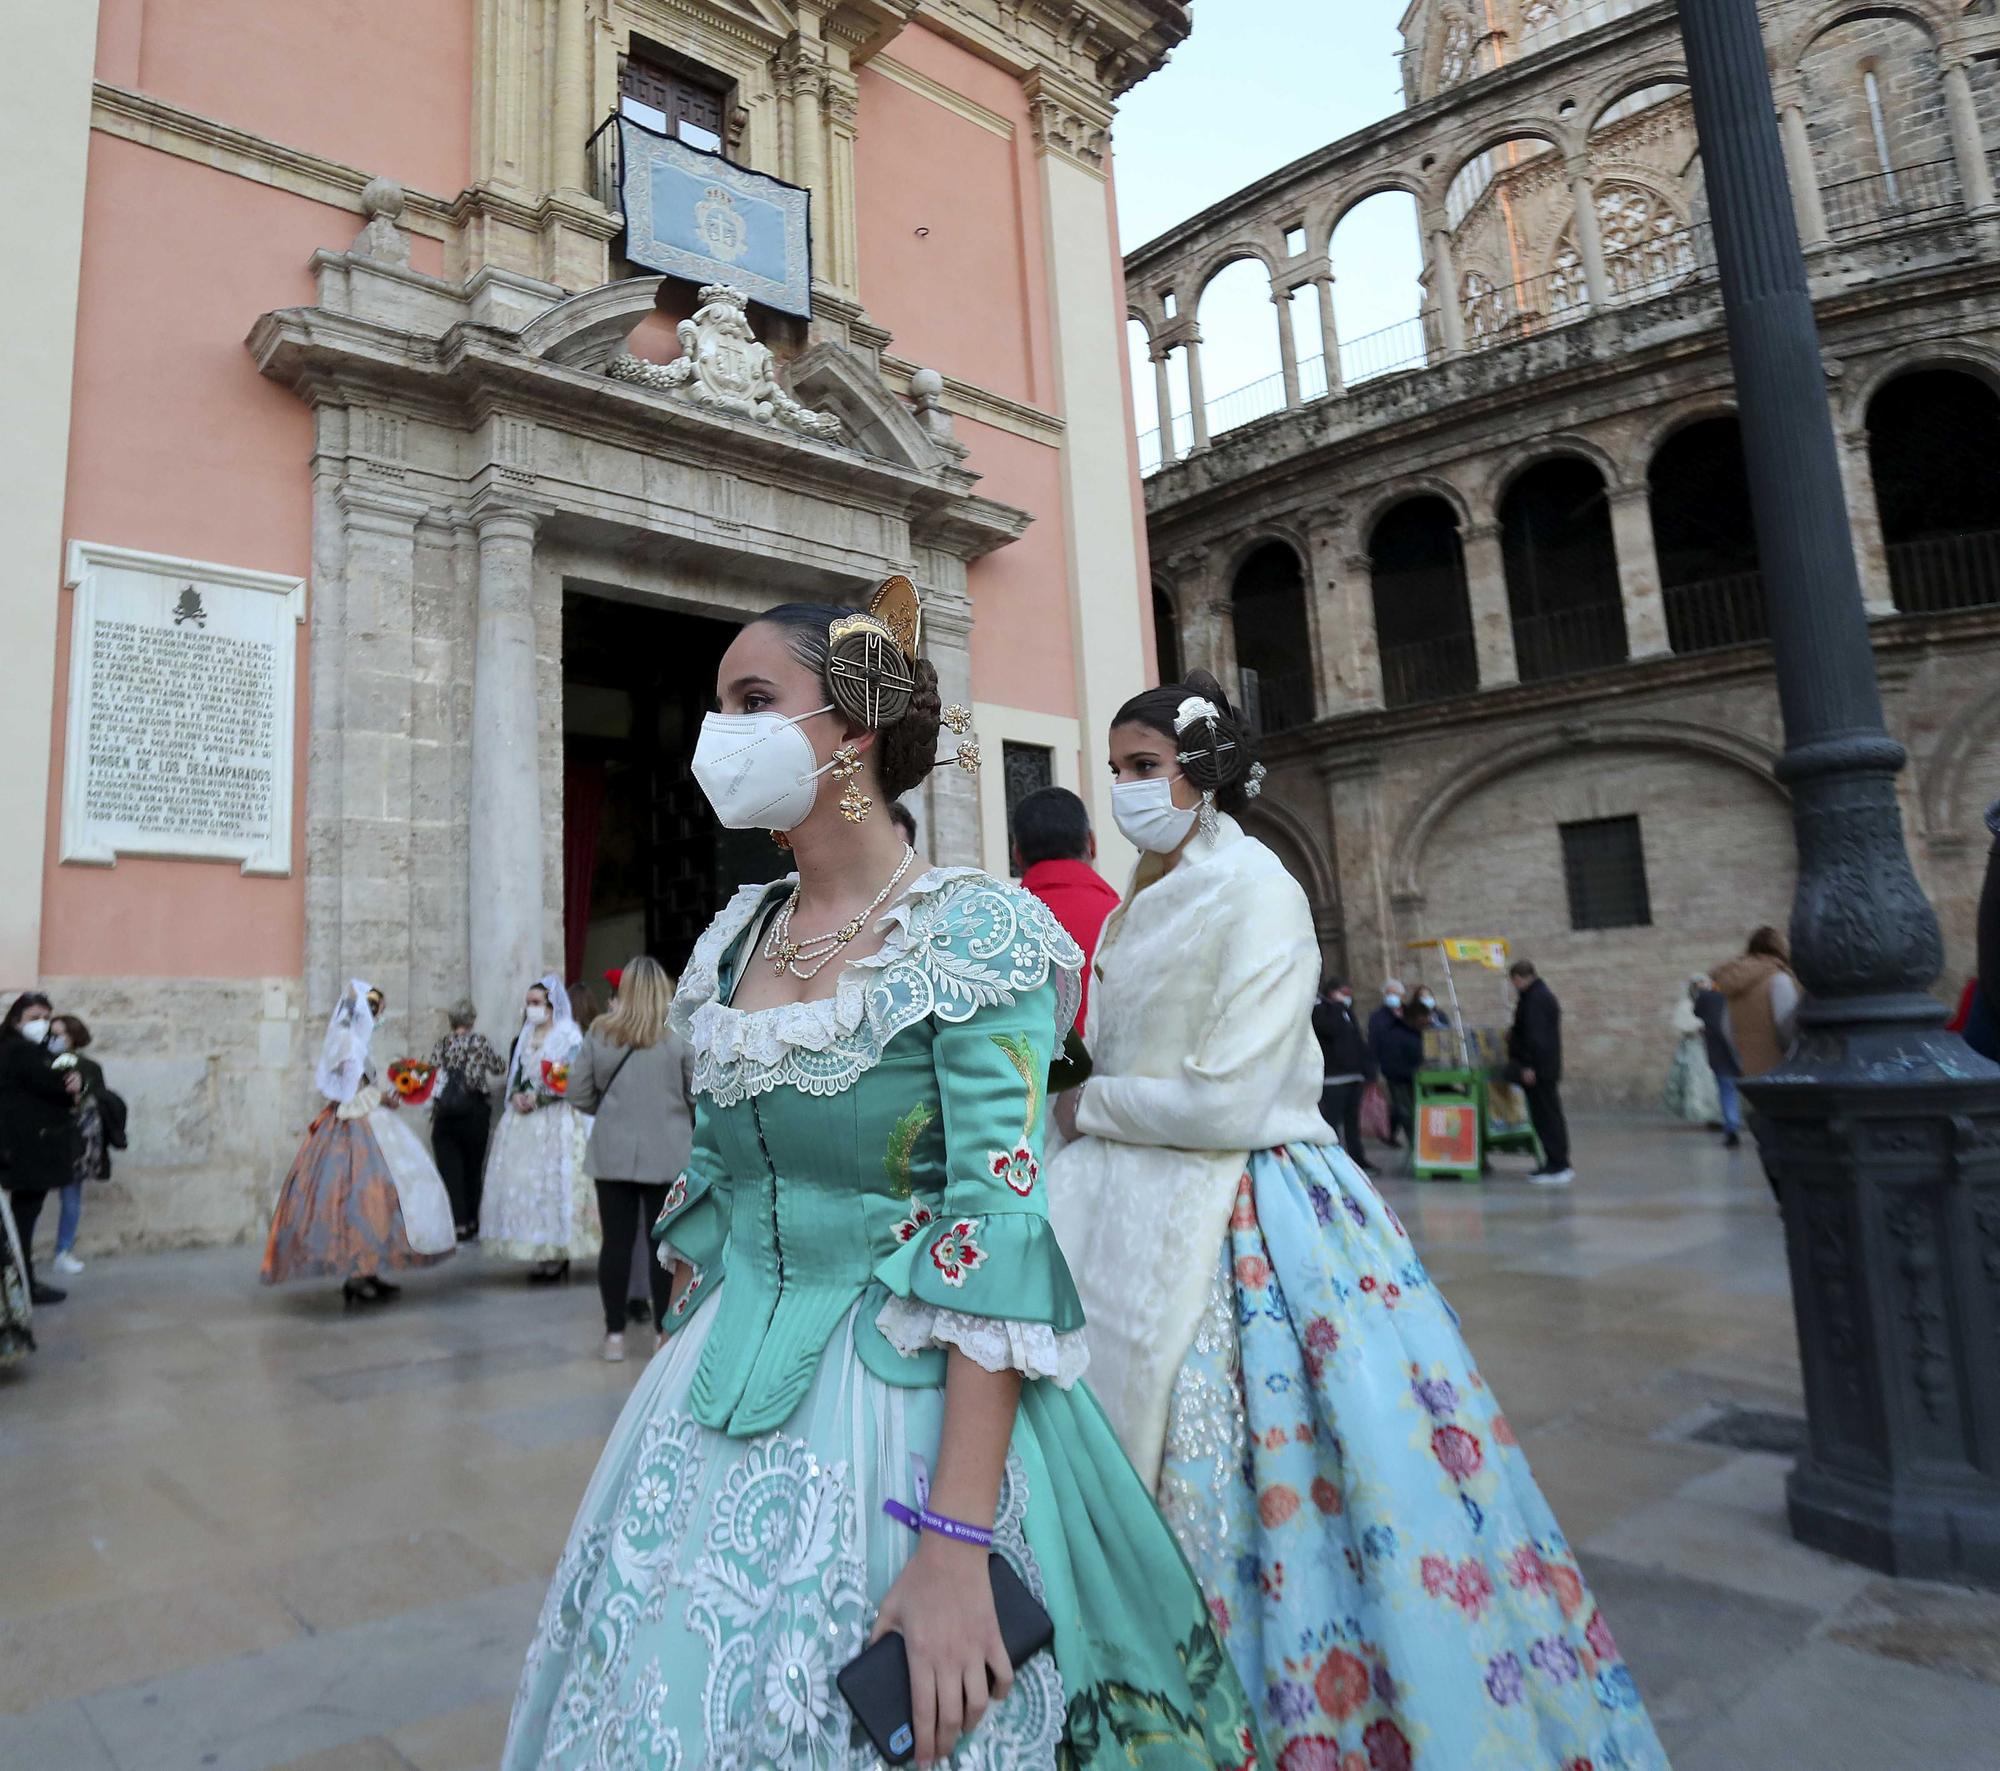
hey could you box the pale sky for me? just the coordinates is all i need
[1113,2,1427,431]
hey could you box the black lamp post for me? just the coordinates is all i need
[1675,0,2000,1580]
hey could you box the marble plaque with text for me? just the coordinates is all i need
[62,541,305,875]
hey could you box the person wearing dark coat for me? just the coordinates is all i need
[0,992,81,1304]
[1504,960,1572,1186]
[1311,979,1375,1171]
[1367,977,1411,1148]
[1375,1002,1430,1166]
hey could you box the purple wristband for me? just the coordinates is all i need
[880,1498,995,1549]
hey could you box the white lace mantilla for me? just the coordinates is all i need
[672,868,1085,1106]
[874,1295,1091,1388]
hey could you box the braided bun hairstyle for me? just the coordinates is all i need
[1111,667,1262,815]
[755,602,944,800]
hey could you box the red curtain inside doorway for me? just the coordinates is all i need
[564,760,608,984]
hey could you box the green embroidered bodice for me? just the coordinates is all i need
[658,868,1087,1437]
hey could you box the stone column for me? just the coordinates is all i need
[1568,157,1613,308]
[1150,346,1178,467]
[777,24,830,283]
[1273,285,1302,407]
[2,0,95,980]
[1429,224,1467,353]
[1304,515,1382,715]
[1184,330,1211,451]
[549,0,591,195]
[310,479,433,1039]
[917,581,980,866]
[1607,484,1671,657]
[1024,66,1144,886]
[470,501,547,1031]
[1837,424,1896,615]
[1460,520,1519,686]
[1778,96,1830,249]
[823,71,863,295]
[1319,755,1397,991]
[1315,274,1344,394]
[1944,61,1997,214]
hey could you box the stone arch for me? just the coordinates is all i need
[1390,720,1785,897]
[1323,174,1434,243]
[1838,341,2000,431]
[1783,0,1951,68]
[1230,536,1317,731]
[1190,242,1282,301]
[1220,522,1312,586]
[1441,123,1566,199]
[1151,580,1183,684]
[1919,676,2000,841]
[1358,474,1474,540]
[1483,433,1628,510]
[1585,67,1695,134]
[1239,796,1339,914]
[521,276,677,368]
[1635,392,1743,464]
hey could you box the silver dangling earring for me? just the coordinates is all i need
[1196,788,1221,842]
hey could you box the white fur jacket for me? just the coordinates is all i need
[1046,813,1332,1488]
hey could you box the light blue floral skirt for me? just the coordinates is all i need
[1157,1141,1670,1771]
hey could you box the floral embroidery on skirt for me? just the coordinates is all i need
[1159,1142,1669,1771]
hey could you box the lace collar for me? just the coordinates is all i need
[672,867,1084,1106]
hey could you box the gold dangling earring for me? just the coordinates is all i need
[830,745,871,823]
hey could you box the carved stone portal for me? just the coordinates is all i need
[608,284,842,440]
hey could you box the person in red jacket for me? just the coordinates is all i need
[1012,785,1121,1029]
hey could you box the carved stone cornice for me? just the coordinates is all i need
[1024,68,1113,171]
[918,1,1189,99]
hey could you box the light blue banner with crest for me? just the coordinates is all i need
[616,117,812,317]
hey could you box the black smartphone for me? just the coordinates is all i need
[837,1552,1055,1765]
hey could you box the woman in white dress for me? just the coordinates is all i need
[481,974,598,1281]
[1046,672,1667,1771]
[1663,975,1723,1125]
[261,981,458,1304]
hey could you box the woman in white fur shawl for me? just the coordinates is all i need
[1046,672,1666,1771]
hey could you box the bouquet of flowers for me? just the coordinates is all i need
[540,1058,570,1097]
[51,1053,80,1075]
[385,1057,440,1105]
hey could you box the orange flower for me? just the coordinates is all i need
[1311,1475,1344,1515]
[1551,1562,1584,1618]
[1314,1647,1370,1720]
[1259,1483,1302,1527]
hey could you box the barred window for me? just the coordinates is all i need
[1559,815,1652,930]
[1002,742,1054,877]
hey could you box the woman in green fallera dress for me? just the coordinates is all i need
[504,585,1262,1771]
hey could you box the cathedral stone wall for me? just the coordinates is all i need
[1129,0,2000,1109]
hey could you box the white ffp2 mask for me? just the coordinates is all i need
[1111,776,1197,854]
[691,705,837,832]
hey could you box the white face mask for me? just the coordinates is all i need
[1111,775,1197,854]
[1382,994,1402,1011]
[19,1019,51,1046]
[691,705,838,832]
[524,1004,549,1026]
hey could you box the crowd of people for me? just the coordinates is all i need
[0,991,126,1364]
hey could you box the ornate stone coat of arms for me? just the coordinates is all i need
[609,284,840,439]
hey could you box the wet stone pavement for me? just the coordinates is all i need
[3,1116,1999,1769]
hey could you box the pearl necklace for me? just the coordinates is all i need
[763,845,917,981]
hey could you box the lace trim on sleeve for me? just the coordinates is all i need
[874,1295,1090,1389]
